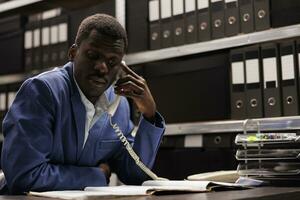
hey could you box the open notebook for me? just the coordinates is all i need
[29,180,250,199]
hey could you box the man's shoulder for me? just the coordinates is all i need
[22,63,74,95]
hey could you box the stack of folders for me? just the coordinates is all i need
[230,38,300,119]
[148,0,271,50]
[235,131,300,185]
[24,8,69,72]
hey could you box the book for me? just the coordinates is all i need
[29,180,250,199]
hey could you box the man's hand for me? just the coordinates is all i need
[114,62,156,122]
[99,163,111,184]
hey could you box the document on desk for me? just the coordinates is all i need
[29,180,250,199]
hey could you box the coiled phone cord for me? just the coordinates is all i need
[109,115,166,181]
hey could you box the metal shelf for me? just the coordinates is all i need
[124,24,300,65]
[165,116,300,136]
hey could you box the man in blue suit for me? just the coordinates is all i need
[1,13,165,194]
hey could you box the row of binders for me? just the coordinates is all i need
[148,0,270,50]
[24,8,69,72]
[230,37,300,120]
[235,129,300,184]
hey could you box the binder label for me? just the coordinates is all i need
[0,93,5,111]
[232,62,244,84]
[33,29,40,48]
[197,0,209,9]
[149,0,159,21]
[24,31,32,49]
[246,59,259,83]
[50,25,58,44]
[58,23,68,43]
[161,0,172,19]
[185,0,196,12]
[173,0,184,15]
[281,55,295,80]
[42,27,50,46]
[8,92,16,108]
[225,0,237,3]
[263,58,278,88]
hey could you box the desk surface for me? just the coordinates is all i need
[1,187,300,200]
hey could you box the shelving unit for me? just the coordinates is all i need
[165,116,300,136]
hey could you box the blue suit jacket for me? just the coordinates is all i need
[1,62,165,194]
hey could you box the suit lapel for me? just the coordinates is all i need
[71,93,86,161]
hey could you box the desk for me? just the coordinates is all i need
[1,187,300,200]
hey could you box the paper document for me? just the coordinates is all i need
[29,180,250,199]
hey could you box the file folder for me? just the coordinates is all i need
[184,0,197,44]
[41,10,54,69]
[50,18,59,67]
[244,45,263,118]
[261,43,282,117]
[149,0,161,50]
[224,0,239,37]
[238,0,254,33]
[126,0,148,53]
[172,0,185,46]
[210,0,225,39]
[253,0,270,31]
[197,0,211,42]
[230,48,247,119]
[160,0,173,48]
[24,23,33,72]
[279,40,299,116]
[32,14,42,70]
[57,14,69,67]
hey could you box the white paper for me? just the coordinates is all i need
[225,0,237,3]
[50,25,58,44]
[0,93,6,111]
[33,29,40,47]
[8,92,16,108]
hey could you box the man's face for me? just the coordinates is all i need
[72,29,125,103]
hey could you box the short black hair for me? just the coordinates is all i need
[75,13,128,51]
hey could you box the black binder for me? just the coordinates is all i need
[278,40,299,116]
[149,0,161,50]
[172,0,185,46]
[230,48,247,119]
[126,0,148,53]
[224,0,239,37]
[197,0,211,42]
[253,0,270,31]
[184,0,197,44]
[260,43,282,117]
[32,15,42,70]
[238,0,254,33]
[41,16,51,69]
[24,22,33,72]
[57,14,69,67]
[210,0,225,39]
[0,15,26,74]
[244,45,263,118]
[160,0,173,48]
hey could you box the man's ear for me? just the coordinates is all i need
[68,44,78,61]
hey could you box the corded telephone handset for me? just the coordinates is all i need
[107,61,166,181]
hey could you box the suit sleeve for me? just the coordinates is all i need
[109,98,165,185]
[1,78,107,194]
